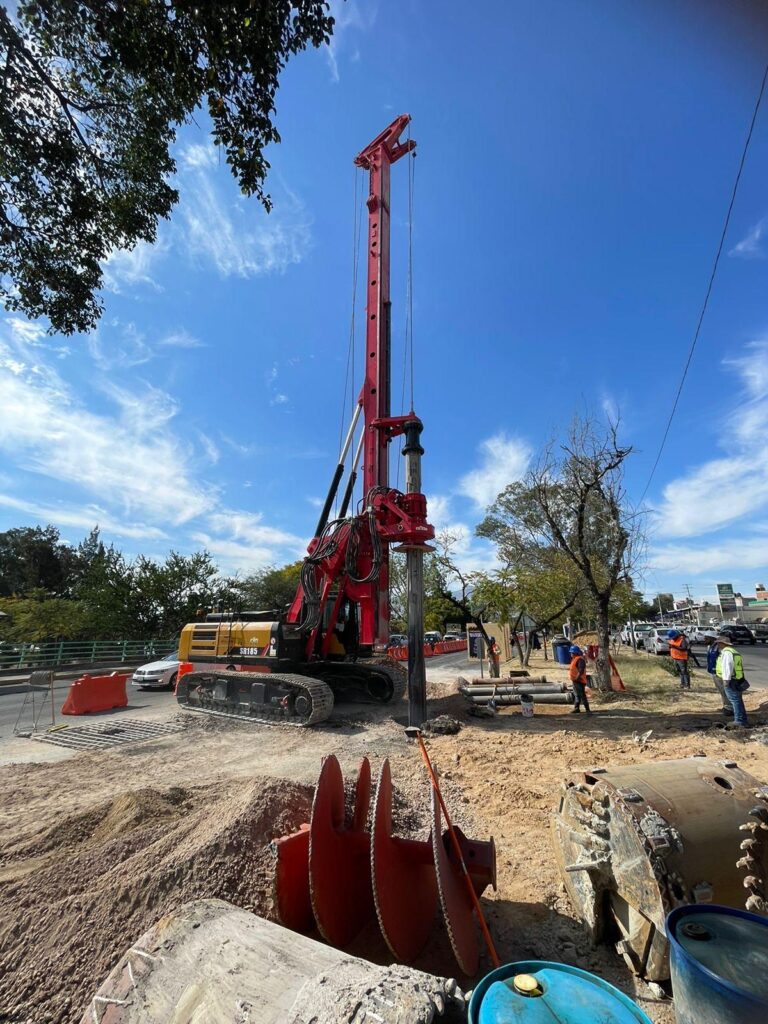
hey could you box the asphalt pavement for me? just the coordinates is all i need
[0,673,173,740]
[681,641,768,688]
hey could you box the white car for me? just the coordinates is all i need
[684,626,717,644]
[443,633,462,642]
[621,623,654,648]
[131,655,181,690]
[645,628,671,655]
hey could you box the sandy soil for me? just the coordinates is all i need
[1,653,767,1023]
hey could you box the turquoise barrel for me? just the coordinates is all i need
[468,961,652,1023]
[667,905,768,1024]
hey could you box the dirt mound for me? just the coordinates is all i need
[0,776,312,1024]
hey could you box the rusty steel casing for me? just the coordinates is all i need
[551,757,768,982]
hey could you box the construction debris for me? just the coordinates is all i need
[79,899,467,1024]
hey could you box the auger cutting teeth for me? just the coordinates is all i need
[273,753,496,974]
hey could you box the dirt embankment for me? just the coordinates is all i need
[0,776,311,1024]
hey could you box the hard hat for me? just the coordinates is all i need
[568,645,582,655]
[667,629,679,639]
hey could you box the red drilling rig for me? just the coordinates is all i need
[177,115,435,727]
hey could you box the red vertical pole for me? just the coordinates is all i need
[355,115,415,648]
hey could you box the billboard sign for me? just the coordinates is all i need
[717,583,737,617]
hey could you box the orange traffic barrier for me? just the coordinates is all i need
[61,672,129,715]
[386,639,467,661]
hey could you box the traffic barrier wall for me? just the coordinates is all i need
[386,639,467,662]
[61,672,129,715]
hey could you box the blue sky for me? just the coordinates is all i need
[1,1,767,605]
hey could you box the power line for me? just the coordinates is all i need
[639,61,768,503]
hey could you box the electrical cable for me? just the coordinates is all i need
[639,61,768,503]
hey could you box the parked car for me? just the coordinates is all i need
[424,631,442,646]
[131,655,181,690]
[684,626,717,644]
[645,628,671,655]
[717,624,756,646]
[621,623,654,648]
[389,634,408,647]
[443,633,462,642]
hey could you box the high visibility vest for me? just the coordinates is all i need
[569,655,587,685]
[668,636,688,661]
[716,646,744,681]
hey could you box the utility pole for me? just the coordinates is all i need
[657,595,665,623]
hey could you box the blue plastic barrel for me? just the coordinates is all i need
[468,960,652,1023]
[667,905,768,1024]
[553,641,570,666]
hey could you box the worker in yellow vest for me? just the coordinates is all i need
[667,630,691,689]
[714,635,749,728]
[568,645,591,714]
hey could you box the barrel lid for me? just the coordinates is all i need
[469,961,652,1024]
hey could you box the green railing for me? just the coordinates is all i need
[0,639,177,671]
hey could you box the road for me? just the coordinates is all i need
[0,672,173,740]
[680,641,768,689]
[0,653,472,742]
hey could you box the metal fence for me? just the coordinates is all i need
[0,639,177,671]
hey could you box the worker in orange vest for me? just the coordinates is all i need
[667,629,691,689]
[568,645,591,714]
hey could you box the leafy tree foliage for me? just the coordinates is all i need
[0,525,82,597]
[0,591,88,642]
[388,552,457,633]
[238,560,303,611]
[0,1,334,333]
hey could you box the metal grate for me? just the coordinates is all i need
[31,718,185,750]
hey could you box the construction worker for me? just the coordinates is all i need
[667,629,691,689]
[487,635,500,679]
[714,635,750,728]
[568,644,591,714]
[706,635,732,716]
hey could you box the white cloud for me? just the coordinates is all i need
[193,510,305,572]
[178,151,312,278]
[0,493,169,542]
[653,339,768,538]
[102,239,166,293]
[199,433,220,465]
[426,493,451,529]
[6,317,45,346]
[180,143,218,170]
[729,217,766,259]
[325,0,375,82]
[650,536,768,575]
[88,320,154,370]
[0,339,215,526]
[457,433,532,510]
[204,510,303,550]
[159,328,204,349]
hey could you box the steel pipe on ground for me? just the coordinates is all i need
[460,683,565,696]
[464,692,574,705]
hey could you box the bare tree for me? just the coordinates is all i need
[432,530,500,674]
[479,417,644,690]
